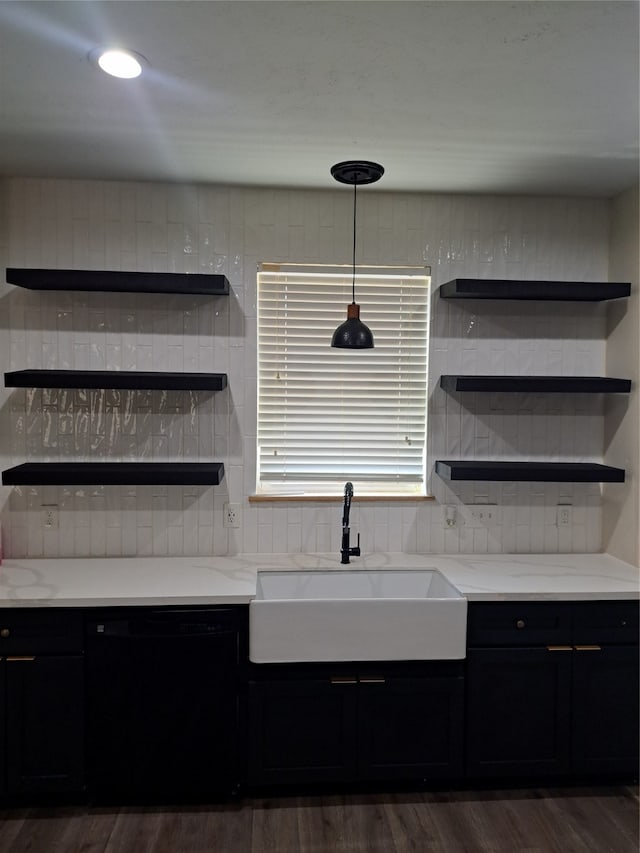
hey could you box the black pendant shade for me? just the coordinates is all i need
[331,303,375,349]
[330,160,384,350]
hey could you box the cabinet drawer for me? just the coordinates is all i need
[0,609,83,655]
[467,603,572,647]
[572,601,639,645]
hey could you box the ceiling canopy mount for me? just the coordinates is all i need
[330,161,385,186]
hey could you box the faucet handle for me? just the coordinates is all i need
[349,532,361,558]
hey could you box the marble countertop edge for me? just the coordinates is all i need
[0,552,638,606]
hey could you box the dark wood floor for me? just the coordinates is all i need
[0,786,637,853]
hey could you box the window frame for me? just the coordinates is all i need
[255,262,431,499]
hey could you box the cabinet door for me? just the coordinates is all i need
[0,662,5,797]
[5,656,84,794]
[357,675,464,781]
[466,647,572,778]
[572,644,639,776]
[247,678,358,786]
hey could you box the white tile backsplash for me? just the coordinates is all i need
[0,177,617,557]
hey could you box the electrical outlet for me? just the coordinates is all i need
[468,504,498,527]
[557,505,572,527]
[42,505,59,530]
[443,505,458,528]
[224,502,241,529]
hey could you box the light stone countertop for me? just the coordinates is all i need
[0,552,638,607]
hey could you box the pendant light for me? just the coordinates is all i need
[330,160,384,349]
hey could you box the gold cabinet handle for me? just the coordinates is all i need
[546,645,573,651]
[574,645,602,651]
[6,656,36,662]
[330,676,357,685]
[359,676,386,684]
[0,628,10,639]
[516,620,526,629]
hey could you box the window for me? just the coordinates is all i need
[256,263,430,497]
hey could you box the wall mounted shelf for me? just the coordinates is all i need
[4,269,229,497]
[436,278,630,488]
[5,370,228,392]
[438,279,631,301]
[6,268,229,296]
[2,462,225,486]
[435,461,625,483]
[440,376,632,394]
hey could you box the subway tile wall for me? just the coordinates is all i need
[0,178,613,558]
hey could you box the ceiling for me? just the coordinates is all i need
[0,0,638,196]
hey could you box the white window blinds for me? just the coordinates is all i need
[256,264,430,496]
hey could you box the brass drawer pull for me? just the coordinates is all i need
[546,645,573,651]
[516,620,526,629]
[574,645,602,651]
[0,628,10,639]
[359,676,386,684]
[330,676,357,685]
[6,656,36,662]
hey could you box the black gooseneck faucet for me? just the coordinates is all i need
[340,481,361,564]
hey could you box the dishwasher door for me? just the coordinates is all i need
[86,607,244,800]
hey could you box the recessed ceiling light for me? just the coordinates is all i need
[90,48,147,79]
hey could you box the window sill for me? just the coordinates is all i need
[249,494,435,503]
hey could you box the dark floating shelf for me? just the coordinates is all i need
[440,375,632,394]
[435,461,625,483]
[5,370,227,392]
[2,462,225,486]
[6,268,229,296]
[438,279,631,301]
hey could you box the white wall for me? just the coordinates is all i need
[0,180,9,562]
[0,177,620,559]
[604,186,639,567]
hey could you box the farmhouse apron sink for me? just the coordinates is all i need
[249,569,467,663]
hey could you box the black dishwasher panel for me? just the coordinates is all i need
[85,607,246,800]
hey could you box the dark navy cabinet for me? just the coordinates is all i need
[466,601,639,779]
[247,661,464,787]
[248,675,358,785]
[570,601,640,776]
[571,644,639,775]
[1,597,636,802]
[0,610,85,796]
[357,669,464,782]
[467,645,573,776]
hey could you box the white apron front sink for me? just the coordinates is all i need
[249,569,467,663]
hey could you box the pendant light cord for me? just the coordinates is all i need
[352,179,357,304]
